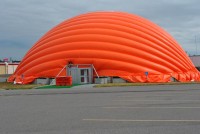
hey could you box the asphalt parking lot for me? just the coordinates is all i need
[1,84,200,134]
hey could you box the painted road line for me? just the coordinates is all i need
[113,100,200,102]
[118,95,200,97]
[83,119,200,122]
[102,106,200,109]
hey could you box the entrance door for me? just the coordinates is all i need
[67,64,93,84]
[68,67,79,84]
[80,69,89,84]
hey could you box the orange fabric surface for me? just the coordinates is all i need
[8,11,200,84]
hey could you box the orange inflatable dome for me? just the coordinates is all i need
[8,11,200,84]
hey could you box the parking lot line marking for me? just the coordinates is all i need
[113,100,200,102]
[83,119,200,122]
[118,95,200,97]
[102,107,200,109]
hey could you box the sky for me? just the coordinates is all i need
[0,0,200,60]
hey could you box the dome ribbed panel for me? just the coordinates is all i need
[8,11,200,84]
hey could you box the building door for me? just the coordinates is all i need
[68,67,79,84]
[67,64,93,84]
[80,69,89,84]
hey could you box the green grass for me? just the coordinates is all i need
[94,82,200,88]
[0,82,39,90]
[1,82,200,90]
[0,82,81,90]
[35,84,81,89]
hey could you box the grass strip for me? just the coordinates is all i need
[94,82,200,88]
[34,84,81,89]
[0,82,39,90]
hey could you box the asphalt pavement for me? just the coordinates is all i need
[1,84,200,134]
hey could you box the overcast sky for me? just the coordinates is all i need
[1,0,200,60]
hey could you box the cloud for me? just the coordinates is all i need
[0,0,200,59]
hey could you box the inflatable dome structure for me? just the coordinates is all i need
[8,11,200,84]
